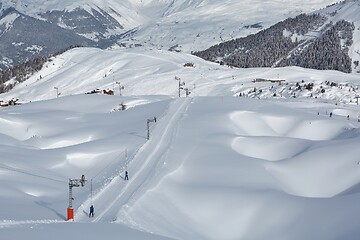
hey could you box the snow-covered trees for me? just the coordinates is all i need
[193,14,355,73]
[0,45,82,93]
[278,20,355,73]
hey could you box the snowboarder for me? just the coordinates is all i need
[89,205,94,217]
[125,171,129,181]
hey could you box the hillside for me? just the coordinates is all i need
[193,0,360,73]
[2,47,360,103]
[1,47,360,239]
[116,0,341,52]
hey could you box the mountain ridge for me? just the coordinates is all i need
[0,0,340,69]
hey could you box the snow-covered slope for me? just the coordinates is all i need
[1,46,360,239]
[115,96,360,240]
[2,47,360,103]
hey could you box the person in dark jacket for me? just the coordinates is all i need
[89,205,94,217]
[125,171,129,181]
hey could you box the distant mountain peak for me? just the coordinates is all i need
[0,0,342,70]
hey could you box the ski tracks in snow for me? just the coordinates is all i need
[75,97,192,222]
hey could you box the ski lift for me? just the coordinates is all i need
[81,174,86,187]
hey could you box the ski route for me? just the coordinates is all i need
[75,97,192,222]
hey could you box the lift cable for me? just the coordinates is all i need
[84,149,130,203]
[89,151,125,181]
[0,164,67,184]
[90,179,93,205]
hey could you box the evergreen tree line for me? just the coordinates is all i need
[278,20,355,73]
[193,14,326,67]
[0,45,82,94]
[193,13,355,73]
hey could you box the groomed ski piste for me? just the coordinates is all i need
[76,97,192,223]
[1,47,360,239]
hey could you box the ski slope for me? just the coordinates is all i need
[1,46,360,239]
[114,96,360,240]
[76,97,192,222]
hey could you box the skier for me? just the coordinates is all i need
[89,205,94,218]
[125,171,129,181]
[330,112,333,118]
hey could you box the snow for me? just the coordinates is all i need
[116,0,342,52]
[0,221,173,240]
[1,45,360,239]
[2,1,360,239]
[1,0,338,16]
[25,45,43,54]
[0,12,19,31]
[1,0,341,52]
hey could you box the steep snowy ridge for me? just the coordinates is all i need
[0,0,144,69]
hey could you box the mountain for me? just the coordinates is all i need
[193,0,360,73]
[0,0,141,69]
[0,0,339,69]
[0,7,95,68]
[117,0,342,53]
[1,47,360,240]
[2,1,360,239]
